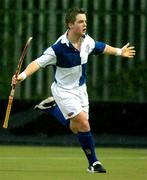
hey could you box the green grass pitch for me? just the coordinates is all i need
[0,146,146,180]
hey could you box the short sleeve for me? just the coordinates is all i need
[36,47,57,68]
[90,41,106,55]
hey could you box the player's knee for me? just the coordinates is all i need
[79,120,90,131]
[70,118,90,133]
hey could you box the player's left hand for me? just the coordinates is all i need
[121,43,136,58]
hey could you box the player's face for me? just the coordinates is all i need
[70,14,87,36]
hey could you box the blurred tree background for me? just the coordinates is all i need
[0,0,147,102]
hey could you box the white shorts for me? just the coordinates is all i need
[51,83,89,120]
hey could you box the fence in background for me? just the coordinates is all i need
[0,0,147,102]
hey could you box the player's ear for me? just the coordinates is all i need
[68,22,74,29]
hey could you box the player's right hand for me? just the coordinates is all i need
[11,74,23,86]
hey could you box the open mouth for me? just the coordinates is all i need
[83,28,86,32]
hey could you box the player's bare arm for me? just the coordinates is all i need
[12,60,40,85]
[103,42,136,58]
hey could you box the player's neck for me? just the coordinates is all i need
[67,30,82,51]
[67,30,82,44]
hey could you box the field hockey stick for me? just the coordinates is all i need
[3,37,33,129]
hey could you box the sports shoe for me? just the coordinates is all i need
[87,161,106,173]
[34,97,56,110]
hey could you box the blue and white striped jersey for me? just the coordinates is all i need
[36,31,106,89]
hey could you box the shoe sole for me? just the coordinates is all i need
[87,168,106,173]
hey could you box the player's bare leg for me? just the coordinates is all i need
[70,111,90,133]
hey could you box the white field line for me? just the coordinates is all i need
[0,156,147,160]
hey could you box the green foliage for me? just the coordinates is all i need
[88,60,147,102]
[107,60,147,102]
[0,65,12,99]
[1,1,147,102]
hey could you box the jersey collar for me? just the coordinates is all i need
[61,30,70,46]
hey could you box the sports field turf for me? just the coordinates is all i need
[0,146,146,180]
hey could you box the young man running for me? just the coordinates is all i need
[12,7,135,173]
